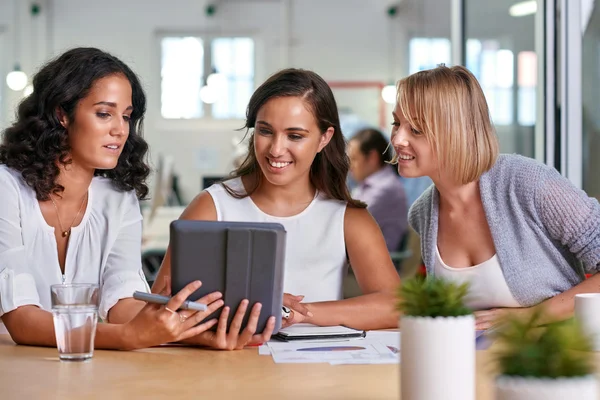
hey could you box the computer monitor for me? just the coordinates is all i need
[147,153,175,224]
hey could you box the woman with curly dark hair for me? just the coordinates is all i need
[0,47,225,350]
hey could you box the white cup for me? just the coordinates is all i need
[574,293,600,351]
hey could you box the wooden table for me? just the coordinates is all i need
[0,334,497,400]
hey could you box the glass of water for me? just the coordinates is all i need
[50,283,99,361]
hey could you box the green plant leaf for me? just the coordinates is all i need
[494,310,595,378]
[396,276,472,317]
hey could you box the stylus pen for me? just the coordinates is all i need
[133,291,208,312]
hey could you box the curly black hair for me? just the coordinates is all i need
[0,47,150,200]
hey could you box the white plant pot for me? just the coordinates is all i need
[400,314,475,400]
[495,375,598,400]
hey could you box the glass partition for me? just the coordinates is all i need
[464,0,539,158]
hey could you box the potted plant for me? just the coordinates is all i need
[397,276,475,400]
[494,311,597,400]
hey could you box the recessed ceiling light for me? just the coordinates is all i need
[509,0,537,17]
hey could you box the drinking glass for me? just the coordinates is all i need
[50,283,99,361]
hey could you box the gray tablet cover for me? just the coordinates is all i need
[170,220,286,334]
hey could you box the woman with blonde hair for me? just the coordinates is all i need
[392,65,600,330]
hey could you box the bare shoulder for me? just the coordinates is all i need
[343,206,391,263]
[344,206,379,235]
[179,191,218,221]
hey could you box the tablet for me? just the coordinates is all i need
[170,220,286,334]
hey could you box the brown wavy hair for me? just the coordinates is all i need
[224,68,365,208]
[0,47,150,200]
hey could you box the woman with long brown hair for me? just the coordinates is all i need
[153,68,401,349]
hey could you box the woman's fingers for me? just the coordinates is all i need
[237,303,261,346]
[476,321,493,330]
[203,299,224,315]
[246,316,276,346]
[229,300,249,334]
[283,293,312,317]
[178,318,219,341]
[181,299,224,327]
[178,291,224,320]
[293,303,312,317]
[166,280,202,311]
[198,291,223,305]
[281,314,293,328]
[257,316,276,343]
[474,309,500,331]
[216,306,230,339]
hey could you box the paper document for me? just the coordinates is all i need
[260,328,491,364]
[266,339,396,364]
[365,331,400,355]
[260,325,402,364]
[258,344,271,355]
[328,331,400,365]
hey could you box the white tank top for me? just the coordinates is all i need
[205,178,348,303]
[434,247,520,310]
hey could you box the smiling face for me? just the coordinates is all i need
[253,96,333,187]
[390,103,437,179]
[59,73,133,172]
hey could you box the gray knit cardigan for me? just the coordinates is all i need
[408,154,600,307]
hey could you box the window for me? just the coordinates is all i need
[517,51,537,126]
[211,38,254,119]
[466,39,514,125]
[409,38,451,74]
[0,29,4,130]
[161,37,204,119]
[160,35,255,119]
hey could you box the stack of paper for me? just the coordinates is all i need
[259,327,494,365]
[259,325,401,365]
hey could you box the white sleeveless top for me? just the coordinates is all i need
[434,247,520,310]
[205,178,348,303]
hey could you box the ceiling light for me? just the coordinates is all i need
[381,84,397,105]
[207,71,226,90]
[6,64,28,91]
[23,84,34,97]
[200,85,218,104]
[509,1,537,17]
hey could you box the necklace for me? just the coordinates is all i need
[50,192,88,238]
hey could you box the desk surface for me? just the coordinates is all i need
[4,334,600,400]
[0,334,500,400]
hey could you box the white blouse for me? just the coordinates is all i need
[0,165,149,320]
[434,246,521,310]
[206,178,348,303]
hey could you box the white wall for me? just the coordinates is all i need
[0,0,455,201]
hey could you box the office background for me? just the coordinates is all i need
[0,0,598,203]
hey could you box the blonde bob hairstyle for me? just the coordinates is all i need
[395,65,499,184]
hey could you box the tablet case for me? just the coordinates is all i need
[273,328,366,342]
[170,220,286,334]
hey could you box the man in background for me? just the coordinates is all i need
[348,128,408,252]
